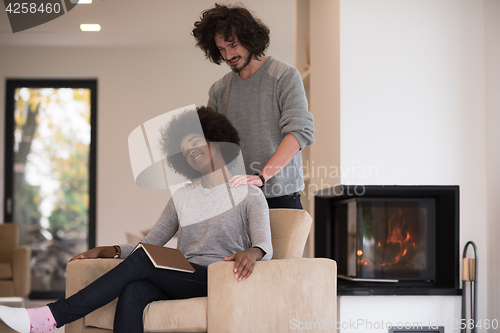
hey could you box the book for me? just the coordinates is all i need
[129,242,195,273]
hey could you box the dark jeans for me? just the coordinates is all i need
[266,192,303,209]
[48,248,207,333]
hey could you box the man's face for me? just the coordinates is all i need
[214,32,251,73]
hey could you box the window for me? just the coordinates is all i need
[4,79,97,299]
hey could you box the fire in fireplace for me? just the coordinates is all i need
[338,198,436,281]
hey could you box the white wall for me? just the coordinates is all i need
[337,0,493,331]
[0,46,226,246]
[0,0,295,246]
[485,0,500,323]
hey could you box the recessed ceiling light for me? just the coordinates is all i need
[80,24,101,32]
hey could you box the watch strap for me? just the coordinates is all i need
[254,172,266,188]
[113,245,120,259]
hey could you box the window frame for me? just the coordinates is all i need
[4,79,97,298]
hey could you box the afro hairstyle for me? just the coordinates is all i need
[160,106,240,180]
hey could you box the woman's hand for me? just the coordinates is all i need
[229,174,263,188]
[69,246,119,262]
[224,247,265,281]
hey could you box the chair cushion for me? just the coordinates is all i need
[0,263,13,279]
[85,297,207,332]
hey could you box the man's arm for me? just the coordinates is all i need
[230,66,312,188]
[261,133,300,181]
[229,133,299,187]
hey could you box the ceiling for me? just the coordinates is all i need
[0,0,284,48]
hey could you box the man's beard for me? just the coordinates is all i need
[228,55,252,73]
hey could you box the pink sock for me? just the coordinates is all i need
[27,307,57,333]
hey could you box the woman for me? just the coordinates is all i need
[0,106,272,333]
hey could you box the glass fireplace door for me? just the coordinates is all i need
[356,198,436,280]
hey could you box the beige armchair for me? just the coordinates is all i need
[0,223,31,298]
[65,209,337,333]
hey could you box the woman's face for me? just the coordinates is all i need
[180,133,215,174]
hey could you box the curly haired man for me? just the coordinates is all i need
[192,3,315,209]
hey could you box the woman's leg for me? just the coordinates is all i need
[48,247,207,328]
[113,265,208,333]
[113,281,169,333]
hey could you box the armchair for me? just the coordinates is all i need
[65,209,337,332]
[0,223,31,299]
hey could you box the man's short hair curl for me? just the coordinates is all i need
[192,3,270,65]
[160,106,240,180]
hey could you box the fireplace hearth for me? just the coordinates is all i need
[314,185,460,296]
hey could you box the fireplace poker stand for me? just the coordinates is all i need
[461,241,478,333]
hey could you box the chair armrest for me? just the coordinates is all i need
[65,259,122,333]
[207,258,337,333]
[12,246,31,297]
[65,259,123,297]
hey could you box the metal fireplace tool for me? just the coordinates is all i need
[461,241,478,333]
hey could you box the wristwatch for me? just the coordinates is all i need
[113,245,120,259]
[254,172,266,188]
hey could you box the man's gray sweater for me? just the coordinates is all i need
[208,57,315,198]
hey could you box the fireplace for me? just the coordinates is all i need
[314,185,460,295]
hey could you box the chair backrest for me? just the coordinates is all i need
[268,209,312,260]
[0,223,19,263]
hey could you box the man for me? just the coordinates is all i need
[192,3,314,209]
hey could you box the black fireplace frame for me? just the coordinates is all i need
[314,185,460,296]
